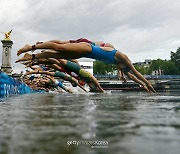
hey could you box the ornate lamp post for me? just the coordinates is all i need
[1,30,13,75]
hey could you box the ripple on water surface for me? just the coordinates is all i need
[0,92,180,154]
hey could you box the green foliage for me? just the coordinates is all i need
[93,60,116,74]
[148,59,163,74]
[149,59,177,75]
[134,65,149,75]
[171,47,180,74]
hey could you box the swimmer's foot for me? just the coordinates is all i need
[17,44,34,56]
[15,53,33,63]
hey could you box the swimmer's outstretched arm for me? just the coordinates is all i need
[46,75,73,93]
[116,55,156,93]
[70,77,88,93]
[127,64,156,93]
[125,72,151,93]
[117,69,127,83]
[90,76,105,93]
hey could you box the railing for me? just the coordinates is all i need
[0,72,33,97]
[94,74,118,79]
[144,75,180,79]
[94,74,180,80]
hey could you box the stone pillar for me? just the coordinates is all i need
[1,40,13,75]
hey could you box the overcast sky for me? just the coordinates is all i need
[0,0,180,73]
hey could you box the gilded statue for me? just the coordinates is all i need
[4,30,12,40]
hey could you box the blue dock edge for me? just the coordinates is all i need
[0,71,34,97]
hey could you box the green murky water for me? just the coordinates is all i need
[0,92,180,154]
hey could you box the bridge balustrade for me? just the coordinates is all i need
[94,74,180,80]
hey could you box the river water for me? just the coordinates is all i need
[0,91,180,154]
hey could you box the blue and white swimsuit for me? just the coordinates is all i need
[85,44,117,64]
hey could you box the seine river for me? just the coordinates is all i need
[0,91,180,154]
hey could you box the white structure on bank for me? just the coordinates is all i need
[78,59,94,75]
[1,30,13,75]
[134,59,152,68]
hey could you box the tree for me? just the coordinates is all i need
[149,59,178,75]
[171,47,180,74]
[93,60,116,74]
[134,65,149,75]
[161,60,177,75]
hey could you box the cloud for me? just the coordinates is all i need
[0,0,180,73]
